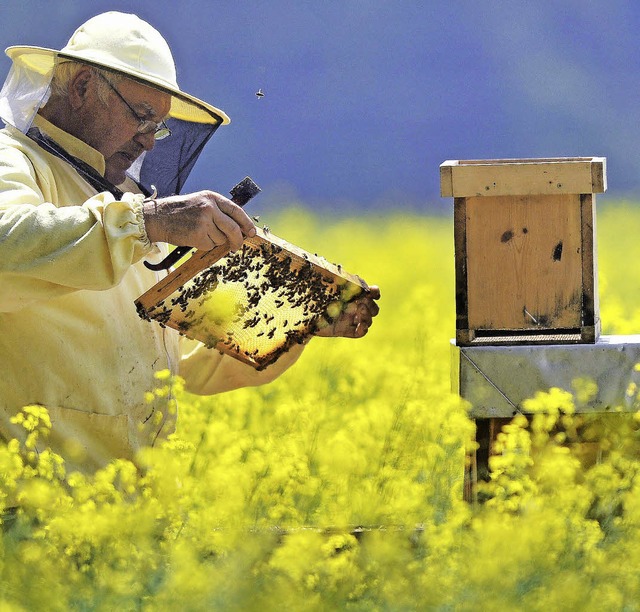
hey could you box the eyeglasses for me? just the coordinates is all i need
[95,71,171,140]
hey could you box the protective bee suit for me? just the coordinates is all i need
[0,12,303,474]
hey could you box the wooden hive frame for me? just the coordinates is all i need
[440,157,606,346]
[136,227,369,370]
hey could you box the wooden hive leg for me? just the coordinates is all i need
[464,417,512,503]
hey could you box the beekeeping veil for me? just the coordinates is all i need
[0,11,229,197]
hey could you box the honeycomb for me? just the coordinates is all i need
[136,228,369,370]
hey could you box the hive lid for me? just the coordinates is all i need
[440,157,607,198]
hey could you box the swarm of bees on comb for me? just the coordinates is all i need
[136,227,369,370]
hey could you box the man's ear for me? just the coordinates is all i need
[68,68,93,110]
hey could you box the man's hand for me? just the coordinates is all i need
[143,190,256,250]
[314,285,381,339]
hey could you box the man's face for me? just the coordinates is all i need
[84,74,171,185]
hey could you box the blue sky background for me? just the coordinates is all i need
[1,1,639,212]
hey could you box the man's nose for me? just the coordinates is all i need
[134,131,156,152]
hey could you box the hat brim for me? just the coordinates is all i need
[5,45,230,125]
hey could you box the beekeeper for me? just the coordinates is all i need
[0,12,380,473]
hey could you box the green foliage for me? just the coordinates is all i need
[3,203,640,609]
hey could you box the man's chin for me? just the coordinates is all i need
[105,153,137,187]
[104,168,127,187]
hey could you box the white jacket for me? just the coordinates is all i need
[0,115,302,473]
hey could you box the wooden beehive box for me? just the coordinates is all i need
[440,157,606,346]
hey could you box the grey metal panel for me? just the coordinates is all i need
[453,335,640,417]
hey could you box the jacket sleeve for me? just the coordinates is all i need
[179,336,307,396]
[0,142,152,312]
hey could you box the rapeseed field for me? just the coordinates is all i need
[2,202,640,610]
